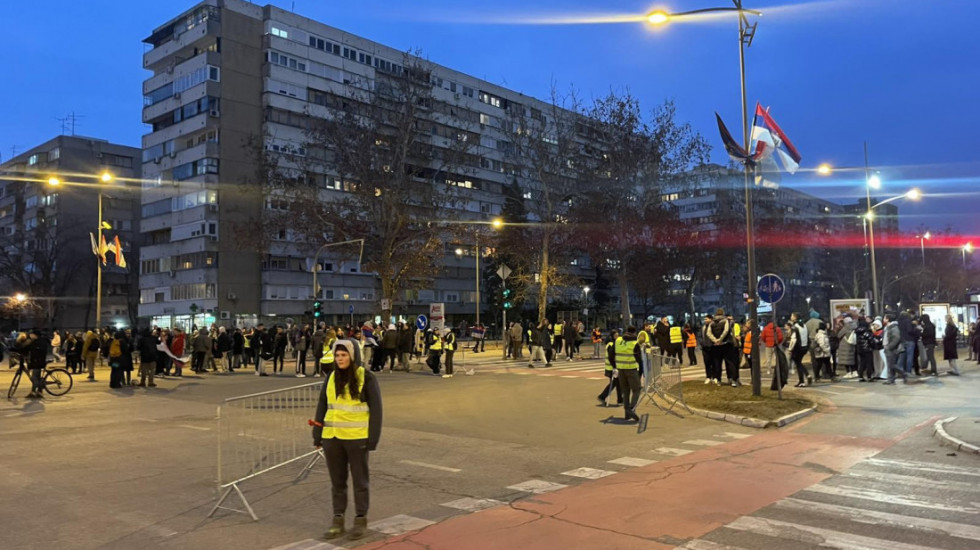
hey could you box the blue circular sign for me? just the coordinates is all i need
[416,314,428,330]
[349,305,354,314]
[757,273,786,304]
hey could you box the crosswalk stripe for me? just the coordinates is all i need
[608,457,657,467]
[775,497,980,541]
[677,540,748,550]
[716,432,752,440]
[652,447,693,457]
[267,539,342,550]
[864,458,980,478]
[367,514,435,536]
[726,515,939,550]
[683,439,725,447]
[842,469,980,495]
[804,483,980,514]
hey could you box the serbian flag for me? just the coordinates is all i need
[96,233,111,265]
[715,113,765,167]
[113,235,128,269]
[751,103,801,188]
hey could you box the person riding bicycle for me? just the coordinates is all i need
[21,329,50,398]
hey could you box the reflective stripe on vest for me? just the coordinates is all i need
[669,326,682,344]
[604,341,615,371]
[444,334,455,350]
[430,338,443,351]
[322,366,368,440]
[320,337,336,364]
[614,338,639,370]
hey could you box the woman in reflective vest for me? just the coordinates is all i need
[683,323,698,366]
[320,329,337,375]
[597,329,621,405]
[311,340,382,540]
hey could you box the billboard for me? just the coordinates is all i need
[829,299,870,319]
[429,303,445,331]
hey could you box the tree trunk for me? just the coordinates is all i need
[618,270,632,326]
[686,267,698,326]
[537,230,550,324]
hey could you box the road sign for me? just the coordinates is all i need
[380,298,391,311]
[757,273,786,304]
[416,314,428,330]
[429,303,445,331]
[496,264,512,280]
[349,305,354,314]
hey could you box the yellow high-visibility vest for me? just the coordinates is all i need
[430,337,443,351]
[321,367,368,440]
[320,337,336,364]
[669,326,683,344]
[614,338,639,370]
[604,341,615,372]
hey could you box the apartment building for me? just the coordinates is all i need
[0,135,140,331]
[139,0,588,329]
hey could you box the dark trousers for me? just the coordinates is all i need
[385,349,397,370]
[814,357,832,380]
[923,344,937,374]
[725,346,740,381]
[193,351,206,372]
[323,438,370,517]
[554,338,563,355]
[687,347,697,366]
[109,366,124,388]
[444,350,455,375]
[857,351,875,380]
[599,370,622,404]
[273,351,285,372]
[619,368,642,414]
[426,351,442,373]
[297,350,307,374]
[792,352,809,384]
[29,368,44,394]
[708,345,727,381]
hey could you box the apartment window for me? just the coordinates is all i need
[209,66,220,81]
[48,147,60,161]
[101,153,133,168]
[25,217,38,230]
[270,27,288,39]
[462,86,474,98]
[144,83,173,106]
[263,257,290,270]
[479,91,503,108]
[25,195,38,208]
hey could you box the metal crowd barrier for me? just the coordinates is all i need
[640,352,691,416]
[208,382,325,521]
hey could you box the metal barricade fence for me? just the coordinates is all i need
[641,352,691,416]
[209,382,326,521]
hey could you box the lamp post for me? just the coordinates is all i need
[648,1,763,395]
[311,238,365,320]
[455,238,482,327]
[916,231,931,268]
[583,285,591,331]
[963,243,973,268]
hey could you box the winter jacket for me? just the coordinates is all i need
[232,331,244,355]
[382,329,398,350]
[812,330,831,359]
[836,322,856,366]
[883,322,901,354]
[312,368,383,450]
[217,332,232,353]
[921,320,937,346]
[139,334,159,363]
[707,315,732,347]
[943,323,959,360]
[82,331,100,360]
[654,322,671,349]
[193,330,212,353]
[898,314,916,342]
[311,330,325,358]
[855,322,874,354]
[804,313,822,343]
[761,323,784,348]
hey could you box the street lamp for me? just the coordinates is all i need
[311,238,365,321]
[916,231,931,267]
[963,243,974,267]
[583,286,591,331]
[648,1,764,396]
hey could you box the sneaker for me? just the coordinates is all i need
[882,380,895,385]
[254,371,260,376]
[858,378,867,382]
[704,378,712,385]
[734,380,742,387]
[296,373,306,378]
[349,516,368,540]
[730,380,737,387]
[545,363,552,368]
[324,515,345,540]
[597,396,606,406]
[712,379,720,386]
[442,374,451,378]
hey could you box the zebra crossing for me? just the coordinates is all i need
[678,456,980,549]
[478,357,707,381]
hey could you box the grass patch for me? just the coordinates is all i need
[672,381,816,421]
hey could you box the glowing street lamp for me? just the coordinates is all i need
[963,242,974,267]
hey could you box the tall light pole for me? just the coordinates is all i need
[583,286,591,331]
[916,231,931,267]
[963,243,973,268]
[647,1,763,396]
[311,238,365,318]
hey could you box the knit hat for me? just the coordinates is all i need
[332,339,356,358]
[443,328,452,336]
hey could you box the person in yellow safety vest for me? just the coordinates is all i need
[597,329,622,406]
[669,324,684,362]
[441,328,456,378]
[320,329,338,375]
[425,329,443,375]
[553,321,564,356]
[311,339,382,541]
[611,326,644,422]
[636,322,654,383]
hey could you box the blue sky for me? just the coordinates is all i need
[2,0,978,239]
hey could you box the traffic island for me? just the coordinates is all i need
[674,381,818,428]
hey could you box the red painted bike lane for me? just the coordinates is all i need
[360,431,893,550]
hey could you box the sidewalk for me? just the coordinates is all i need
[935,416,980,454]
[358,431,891,550]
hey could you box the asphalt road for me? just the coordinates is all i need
[1,353,978,550]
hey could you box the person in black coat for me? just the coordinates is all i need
[920,314,938,376]
[23,330,49,398]
[137,328,159,387]
[232,328,245,370]
[943,315,960,375]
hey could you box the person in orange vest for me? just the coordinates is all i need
[683,323,698,366]
[591,327,603,359]
[742,318,755,369]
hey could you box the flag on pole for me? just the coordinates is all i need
[113,235,127,269]
[90,233,100,259]
[93,233,109,265]
[715,113,766,166]
[750,103,802,188]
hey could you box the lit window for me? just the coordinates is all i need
[271,27,288,39]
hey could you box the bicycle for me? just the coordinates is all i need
[7,352,73,399]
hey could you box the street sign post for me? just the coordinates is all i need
[757,273,785,400]
[497,264,512,359]
[416,314,428,331]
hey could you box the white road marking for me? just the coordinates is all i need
[683,439,725,447]
[608,457,657,467]
[506,480,568,494]
[677,540,749,550]
[806,388,843,395]
[268,539,343,550]
[560,375,579,378]
[561,467,616,479]
[715,432,752,440]
[805,483,980,513]
[843,469,980,495]
[399,460,461,473]
[865,458,980,478]
[727,515,941,550]
[440,497,503,512]
[178,424,211,431]
[367,514,435,536]
[652,447,693,457]
[776,497,980,541]
[135,417,158,423]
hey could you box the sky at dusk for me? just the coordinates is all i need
[1,0,978,243]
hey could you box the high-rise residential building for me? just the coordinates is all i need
[139,0,577,329]
[0,136,140,331]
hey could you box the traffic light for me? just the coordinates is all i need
[502,288,513,310]
[313,300,323,319]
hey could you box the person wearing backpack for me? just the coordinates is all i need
[108,330,130,389]
[82,330,100,381]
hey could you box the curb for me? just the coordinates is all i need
[685,404,817,429]
[933,416,980,455]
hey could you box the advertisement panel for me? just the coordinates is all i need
[429,303,445,332]
[829,299,870,318]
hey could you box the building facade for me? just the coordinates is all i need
[0,136,140,331]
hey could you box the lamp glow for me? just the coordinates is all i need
[647,11,669,24]
[906,188,921,201]
[47,177,61,186]
[100,172,113,183]
[816,164,831,175]
[867,174,882,189]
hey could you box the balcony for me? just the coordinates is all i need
[143,51,220,95]
[143,20,219,72]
